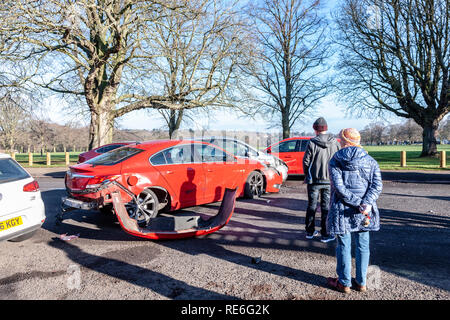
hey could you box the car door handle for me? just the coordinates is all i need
[166,170,174,174]
[284,156,292,158]
[207,169,214,172]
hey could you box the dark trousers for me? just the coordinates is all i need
[305,183,330,236]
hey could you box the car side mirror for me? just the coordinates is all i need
[267,148,271,154]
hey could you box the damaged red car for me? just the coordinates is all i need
[63,140,282,228]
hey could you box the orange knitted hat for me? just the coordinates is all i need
[339,128,361,147]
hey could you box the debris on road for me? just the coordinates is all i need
[59,233,80,241]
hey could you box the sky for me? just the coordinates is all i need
[45,93,404,136]
[42,0,406,136]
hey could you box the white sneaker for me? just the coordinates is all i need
[306,230,320,239]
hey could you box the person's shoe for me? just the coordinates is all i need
[320,235,336,243]
[305,230,320,239]
[352,279,367,292]
[327,277,351,294]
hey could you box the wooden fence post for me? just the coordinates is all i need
[11,152,15,160]
[46,152,51,166]
[440,150,446,168]
[400,150,407,167]
[28,152,33,166]
[65,152,70,166]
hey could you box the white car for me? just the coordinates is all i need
[0,153,46,242]
[197,137,289,182]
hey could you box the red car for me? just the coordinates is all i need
[265,137,312,175]
[77,142,138,163]
[64,140,282,226]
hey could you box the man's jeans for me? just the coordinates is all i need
[305,183,330,236]
[336,231,370,287]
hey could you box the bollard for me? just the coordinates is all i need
[46,152,51,166]
[400,150,406,167]
[440,150,446,168]
[28,152,33,166]
[65,152,70,166]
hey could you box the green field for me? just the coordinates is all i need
[14,152,81,167]
[363,144,450,171]
[10,145,450,171]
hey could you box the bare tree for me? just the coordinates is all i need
[334,0,449,156]
[439,118,450,141]
[245,0,331,139]
[149,0,251,138]
[0,0,249,149]
[360,121,386,145]
[398,119,422,143]
[0,94,28,152]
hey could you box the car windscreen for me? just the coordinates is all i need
[85,147,144,166]
[0,158,30,184]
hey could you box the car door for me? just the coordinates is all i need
[271,139,301,174]
[152,143,205,208]
[296,139,310,174]
[197,143,240,203]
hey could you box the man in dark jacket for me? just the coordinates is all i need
[303,117,340,242]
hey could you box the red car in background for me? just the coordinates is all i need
[64,140,282,226]
[265,137,312,175]
[77,142,138,163]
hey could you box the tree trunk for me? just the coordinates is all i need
[88,109,114,150]
[281,111,290,139]
[421,123,439,157]
[168,110,184,139]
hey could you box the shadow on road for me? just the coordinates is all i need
[381,171,450,184]
[47,239,236,299]
[39,186,450,296]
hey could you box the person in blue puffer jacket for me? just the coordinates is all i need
[326,128,383,294]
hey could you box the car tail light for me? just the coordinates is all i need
[23,180,40,192]
[85,175,120,189]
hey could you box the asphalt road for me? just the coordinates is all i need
[0,171,449,301]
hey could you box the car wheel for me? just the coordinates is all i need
[8,230,37,242]
[125,189,159,226]
[244,171,264,199]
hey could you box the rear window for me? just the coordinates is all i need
[0,158,30,184]
[96,144,126,153]
[85,147,144,166]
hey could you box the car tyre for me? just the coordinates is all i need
[244,171,264,199]
[125,188,159,226]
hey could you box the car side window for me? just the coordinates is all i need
[201,145,235,162]
[167,145,194,164]
[299,140,309,152]
[273,140,298,153]
[149,152,166,165]
[97,144,124,154]
[235,142,248,157]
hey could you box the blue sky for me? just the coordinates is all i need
[43,0,406,135]
[45,92,404,136]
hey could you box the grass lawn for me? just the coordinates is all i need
[14,152,82,167]
[10,145,450,171]
[363,144,450,171]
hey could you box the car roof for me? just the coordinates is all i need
[194,137,258,148]
[135,139,209,151]
[0,153,11,159]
